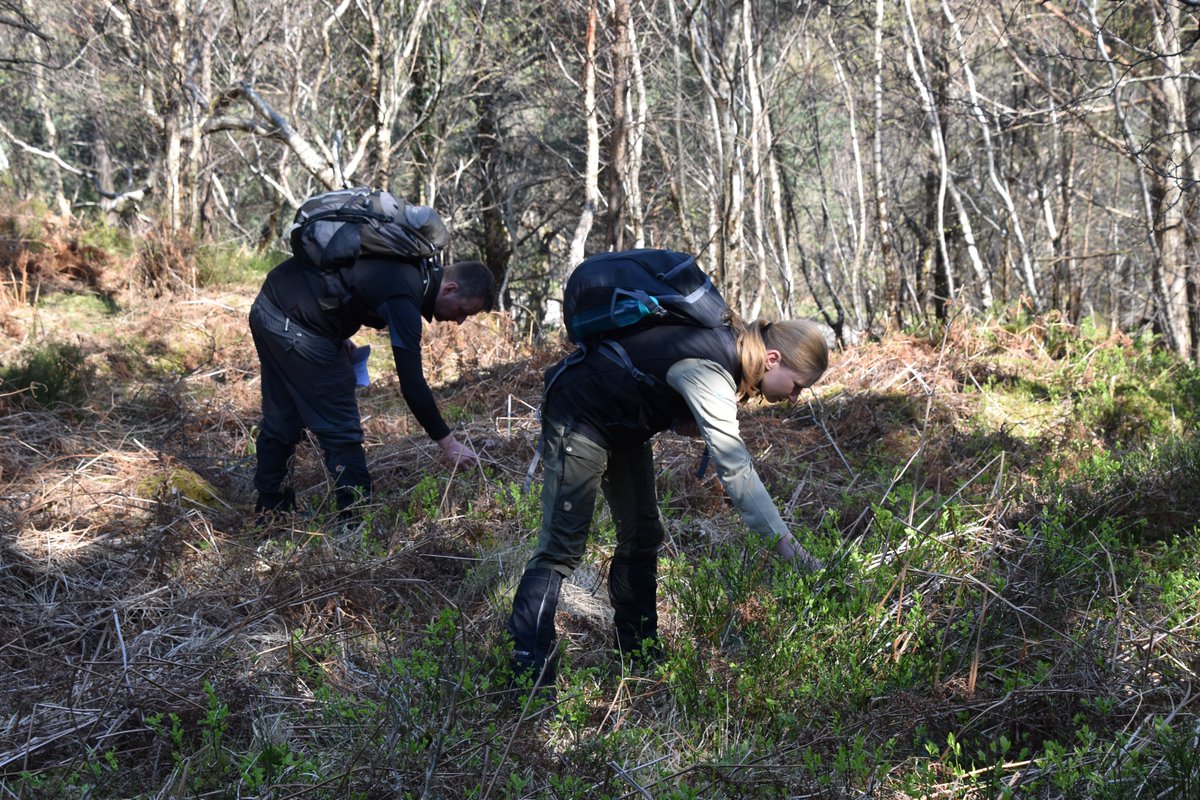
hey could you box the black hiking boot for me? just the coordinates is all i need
[252,488,295,532]
[609,557,661,672]
[505,568,564,712]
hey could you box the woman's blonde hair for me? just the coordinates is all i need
[729,314,829,400]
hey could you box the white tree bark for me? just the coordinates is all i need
[29,27,70,217]
[567,0,601,274]
[943,0,1030,308]
[902,0,955,305]
[237,85,340,190]
[370,0,436,194]
[1083,0,1181,354]
[687,0,749,314]
[1151,0,1192,359]
[830,35,869,328]
[626,8,647,249]
[873,0,898,326]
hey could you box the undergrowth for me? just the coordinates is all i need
[2,242,1199,798]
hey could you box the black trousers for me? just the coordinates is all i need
[249,294,370,511]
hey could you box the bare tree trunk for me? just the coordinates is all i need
[917,170,946,320]
[568,0,601,273]
[902,0,955,316]
[943,0,1026,309]
[763,119,795,317]
[1044,97,1080,322]
[904,0,1002,318]
[467,4,512,299]
[743,2,770,320]
[93,128,116,224]
[365,3,386,189]
[368,0,435,192]
[946,182,989,310]
[161,0,188,230]
[475,83,512,292]
[28,28,69,217]
[657,0,697,255]
[830,35,869,329]
[1187,112,1200,356]
[1084,0,1180,354]
[687,0,749,313]
[625,8,647,249]
[761,80,796,318]
[188,18,213,235]
[1151,0,1192,360]
[605,0,630,250]
[874,0,900,329]
[698,60,725,290]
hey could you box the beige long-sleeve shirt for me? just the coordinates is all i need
[665,358,789,540]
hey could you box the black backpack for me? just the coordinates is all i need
[532,249,731,486]
[287,187,448,271]
[548,248,730,391]
[563,249,730,344]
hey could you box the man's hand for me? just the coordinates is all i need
[437,433,478,467]
[774,532,823,572]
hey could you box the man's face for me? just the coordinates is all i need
[432,284,487,325]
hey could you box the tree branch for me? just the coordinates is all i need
[235,83,340,189]
[0,0,51,42]
[0,120,85,176]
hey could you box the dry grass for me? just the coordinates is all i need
[0,261,573,790]
[0,310,908,784]
[1,234,1198,797]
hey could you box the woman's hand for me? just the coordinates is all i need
[774,532,823,571]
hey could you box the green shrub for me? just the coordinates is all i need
[0,340,91,407]
[77,221,137,258]
[195,243,284,286]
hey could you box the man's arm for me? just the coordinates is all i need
[666,358,820,568]
[379,296,477,465]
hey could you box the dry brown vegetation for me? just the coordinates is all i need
[2,219,1199,798]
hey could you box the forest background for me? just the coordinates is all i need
[2,0,1198,350]
[2,0,1200,797]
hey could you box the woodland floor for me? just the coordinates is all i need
[1,219,1198,798]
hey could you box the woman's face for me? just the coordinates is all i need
[759,350,819,403]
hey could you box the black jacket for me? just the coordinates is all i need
[259,255,451,441]
[544,324,741,447]
[261,255,439,340]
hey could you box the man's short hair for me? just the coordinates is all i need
[446,260,496,312]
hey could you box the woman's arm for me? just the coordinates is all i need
[666,358,821,569]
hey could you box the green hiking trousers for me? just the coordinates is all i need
[525,414,665,577]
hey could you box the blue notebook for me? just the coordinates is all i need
[351,344,371,387]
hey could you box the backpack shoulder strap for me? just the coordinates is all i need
[597,340,657,386]
[542,347,588,401]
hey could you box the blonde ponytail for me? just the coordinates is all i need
[730,314,829,401]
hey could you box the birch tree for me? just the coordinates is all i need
[943,0,1034,308]
[567,0,601,271]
